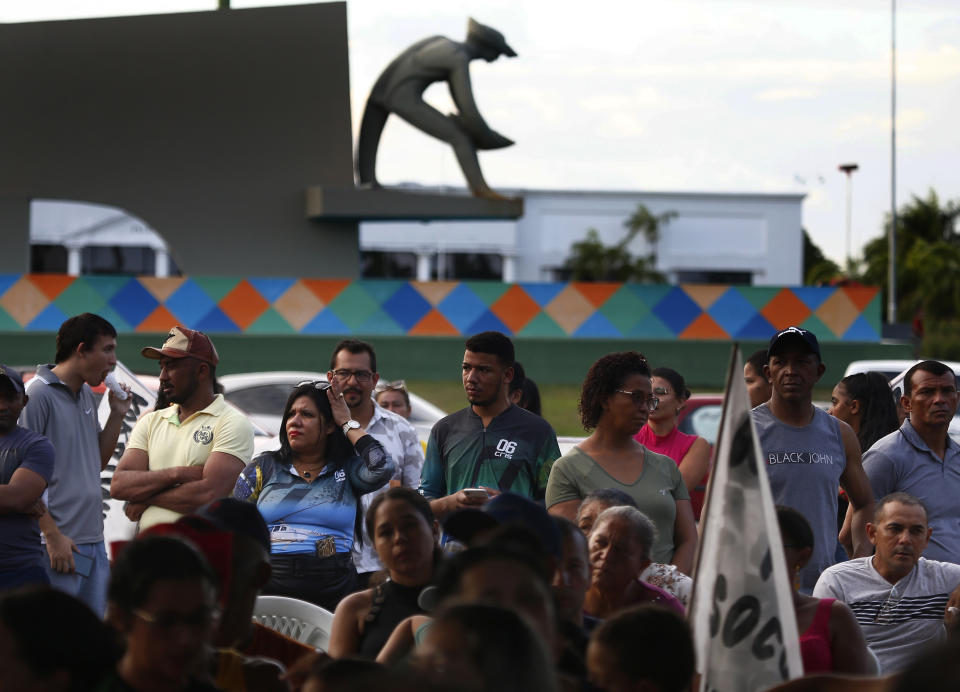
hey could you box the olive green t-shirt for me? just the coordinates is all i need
[545,446,689,564]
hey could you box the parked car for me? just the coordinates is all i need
[217,371,446,444]
[677,394,724,446]
[843,359,960,383]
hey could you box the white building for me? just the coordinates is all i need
[30,188,804,284]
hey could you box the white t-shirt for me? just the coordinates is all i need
[813,556,960,673]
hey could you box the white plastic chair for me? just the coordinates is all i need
[252,595,335,652]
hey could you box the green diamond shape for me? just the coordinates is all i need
[517,312,568,337]
[327,283,381,330]
[246,307,296,334]
[738,287,783,312]
[54,277,107,316]
[193,277,242,303]
[464,281,509,307]
[599,286,652,334]
[800,314,834,340]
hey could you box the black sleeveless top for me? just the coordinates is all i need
[357,579,426,659]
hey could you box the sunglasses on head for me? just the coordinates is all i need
[296,380,332,392]
[375,379,406,393]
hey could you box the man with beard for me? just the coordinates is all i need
[110,327,254,532]
[419,331,560,520]
[327,339,423,587]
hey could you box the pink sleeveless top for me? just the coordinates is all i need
[799,598,834,674]
[635,425,706,519]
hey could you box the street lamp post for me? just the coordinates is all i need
[839,163,859,271]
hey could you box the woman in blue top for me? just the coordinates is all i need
[234,379,394,611]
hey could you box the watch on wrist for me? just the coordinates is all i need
[342,419,361,435]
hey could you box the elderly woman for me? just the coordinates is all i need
[576,489,691,608]
[328,487,441,658]
[234,379,395,611]
[546,351,697,575]
[583,506,685,619]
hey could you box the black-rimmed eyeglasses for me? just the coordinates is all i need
[615,389,659,411]
[330,369,374,383]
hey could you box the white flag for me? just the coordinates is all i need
[689,345,803,691]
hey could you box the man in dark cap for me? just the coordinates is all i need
[111,327,254,532]
[751,326,874,592]
[356,17,517,199]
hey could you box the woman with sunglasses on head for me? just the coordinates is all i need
[546,352,698,575]
[374,380,412,420]
[233,379,395,611]
[635,367,711,521]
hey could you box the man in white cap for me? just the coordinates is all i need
[110,326,254,532]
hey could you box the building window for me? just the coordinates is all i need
[360,251,417,279]
[31,244,68,273]
[82,246,158,275]
[444,253,502,280]
[675,270,753,285]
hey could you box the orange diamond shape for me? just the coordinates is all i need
[136,304,179,332]
[219,280,269,331]
[410,309,460,336]
[490,285,541,333]
[572,282,621,308]
[679,313,729,339]
[760,289,812,330]
[842,285,879,312]
[27,273,75,300]
[302,279,350,305]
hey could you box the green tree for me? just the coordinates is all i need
[563,204,675,282]
[860,189,960,321]
[803,229,842,285]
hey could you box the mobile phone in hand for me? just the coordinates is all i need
[73,551,93,578]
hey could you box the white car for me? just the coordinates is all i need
[218,371,446,444]
[843,359,960,383]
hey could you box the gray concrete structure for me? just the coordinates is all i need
[1,3,357,276]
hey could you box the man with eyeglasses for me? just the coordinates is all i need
[751,326,874,593]
[111,327,255,533]
[328,339,424,586]
[856,360,960,564]
[420,331,561,520]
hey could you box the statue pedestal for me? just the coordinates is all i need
[305,185,523,221]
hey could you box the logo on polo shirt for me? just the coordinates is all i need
[334,469,346,483]
[193,425,213,445]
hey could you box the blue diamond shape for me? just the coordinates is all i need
[195,307,240,333]
[518,282,566,307]
[164,280,216,327]
[708,288,759,337]
[651,287,701,334]
[791,287,832,312]
[353,309,406,335]
[0,274,21,297]
[465,310,512,336]
[248,278,297,303]
[108,278,159,328]
[573,312,623,338]
[302,309,351,335]
[26,303,70,331]
[381,283,432,331]
[842,315,880,341]
[438,285,489,333]
[734,313,777,340]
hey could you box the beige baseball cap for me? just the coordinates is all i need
[141,326,219,366]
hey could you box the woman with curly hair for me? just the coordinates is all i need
[545,352,698,575]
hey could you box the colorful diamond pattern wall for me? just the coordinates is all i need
[0,274,882,342]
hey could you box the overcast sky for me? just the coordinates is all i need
[7,0,959,267]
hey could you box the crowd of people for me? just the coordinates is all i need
[2,313,960,691]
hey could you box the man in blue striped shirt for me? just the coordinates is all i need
[814,493,960,673]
